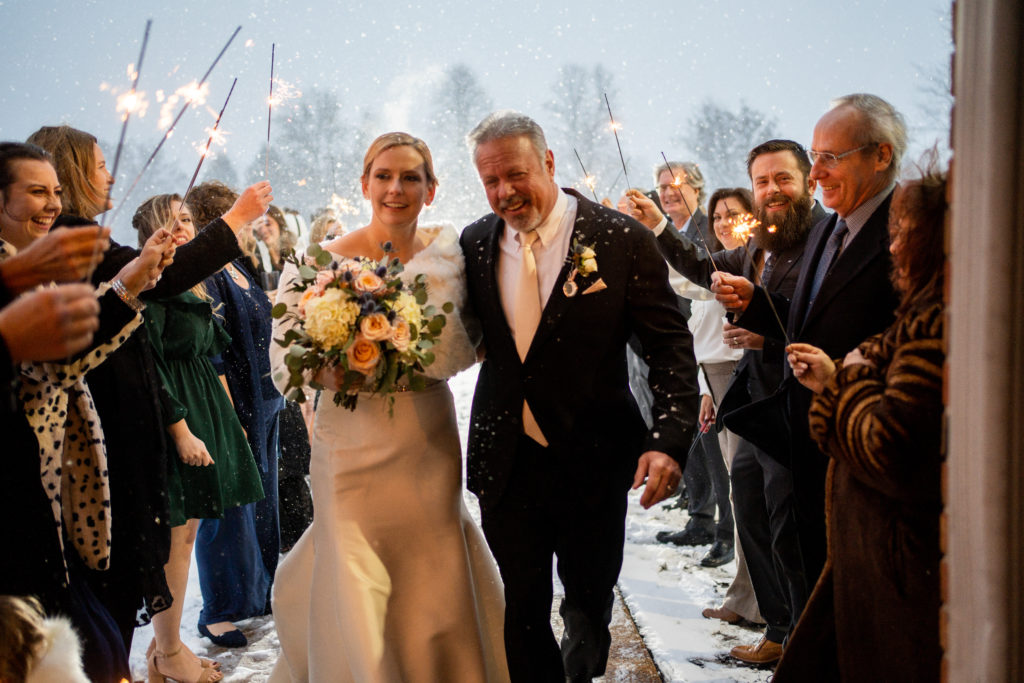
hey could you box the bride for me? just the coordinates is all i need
[268,133,509,683]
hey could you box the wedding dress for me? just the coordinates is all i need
[268,225,509,683]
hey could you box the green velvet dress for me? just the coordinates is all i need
[145,291,264,527]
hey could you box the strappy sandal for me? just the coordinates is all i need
[147,644,223,683]
[147,639,221,671]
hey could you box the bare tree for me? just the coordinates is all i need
[912,59,953,156]
[247,88,368,217]
[545,64,622,197]
[427,63,494,224]
[680,99,779,189]
[101,138,187,244]
[199,151,241,190]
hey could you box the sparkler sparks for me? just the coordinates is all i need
[729,213,761,245]
[572,147,600,203]
[266,43,276,178]
[181,78,237,210]
[722,200,790,345]
[157,81,210,130]
[660,152,719,271]
[112,25,241,218]
[85,18,152,283]
[115,90,149,119]
[267,78,302,108]
[329,193,361,216]
[193,125,229,158]
[603,93,631,192]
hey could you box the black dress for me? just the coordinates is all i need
[50,214,243,647]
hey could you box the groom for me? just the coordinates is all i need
[460,111,698,682]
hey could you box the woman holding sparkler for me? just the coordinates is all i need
[133,194,268,683]
[268,132,508,683]
[0,141,175,683]
[26,124,274,658]
[776,163,946,681]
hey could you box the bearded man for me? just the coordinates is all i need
[624,139,826,664]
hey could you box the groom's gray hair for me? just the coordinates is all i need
[467,110,548,164]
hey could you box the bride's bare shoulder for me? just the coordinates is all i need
[323,228,369,260]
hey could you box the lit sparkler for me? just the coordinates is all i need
[660,152,719,271]
[264,78,302,178]
[266,43,275,179]
[723,201,790,345]
[181,78,237,211]
[729,212,760,246]
[86,18,152,282]
[329,193,361,216]
[113,25,242,220]
[603,93,631,192]
[572,148,600,203]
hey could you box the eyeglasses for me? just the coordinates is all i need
[807,143,876,168]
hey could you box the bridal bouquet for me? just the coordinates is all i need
[272,242,451,410]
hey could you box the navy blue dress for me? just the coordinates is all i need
[196,261,285,625]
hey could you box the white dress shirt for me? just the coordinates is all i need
[497,189,577,337]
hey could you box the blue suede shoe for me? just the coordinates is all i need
[198,623,248,648]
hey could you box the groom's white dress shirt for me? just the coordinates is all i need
[496,189,578,337]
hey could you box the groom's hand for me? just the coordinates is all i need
[632,451,682,509]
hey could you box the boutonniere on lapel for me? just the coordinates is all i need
[563,237,606,297]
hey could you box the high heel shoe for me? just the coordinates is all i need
[147,645,223,683]
[147,639,220,670]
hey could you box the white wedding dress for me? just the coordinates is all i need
[268,226,509,683]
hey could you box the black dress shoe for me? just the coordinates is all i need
[700,540,735,567]
[198,622,247,648]
[656,525,715,546]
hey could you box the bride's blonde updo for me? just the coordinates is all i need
[361,132,438,188]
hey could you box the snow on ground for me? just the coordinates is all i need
[129,366,770,682]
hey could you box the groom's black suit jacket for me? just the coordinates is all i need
[460,189,699,512]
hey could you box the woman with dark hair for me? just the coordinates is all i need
[0,141,173,682]
[777,163,948,681]
[133,194,266,681]
[196,198,287,649]
[26,125,273,656]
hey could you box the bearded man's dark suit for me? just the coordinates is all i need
[733,190,899,592]
[653,201,827,641]
[460,189,698,682]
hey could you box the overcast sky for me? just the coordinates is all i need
[1,0,952,227]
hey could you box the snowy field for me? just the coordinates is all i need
[128,366,770,682]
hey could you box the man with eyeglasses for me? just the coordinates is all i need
[622,138,828,665]
[711,92,903,655]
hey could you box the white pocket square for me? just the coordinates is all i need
[582,278,607,295]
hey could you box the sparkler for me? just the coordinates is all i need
[180,79,237,211]
[86,19,152,281]
[113,25,242,220]
[660,152,719,271]
[603,93,631,192]
[266,43,275,179]
[572,148,600,203]
[723,201,790,345]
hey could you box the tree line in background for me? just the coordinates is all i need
[103,60,949,243]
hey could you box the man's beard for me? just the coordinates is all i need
[754,191,814,252]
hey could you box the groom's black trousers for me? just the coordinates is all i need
[481,435,633,683]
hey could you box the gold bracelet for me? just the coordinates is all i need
[111,278,145,313]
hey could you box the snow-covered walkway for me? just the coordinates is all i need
[128,367,772,682]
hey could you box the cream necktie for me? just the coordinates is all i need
[513,229,548,446]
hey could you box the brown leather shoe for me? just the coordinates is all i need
[701,606,741,623]
[729,636,783,665]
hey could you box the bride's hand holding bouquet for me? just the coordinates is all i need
[272,240,451,410]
